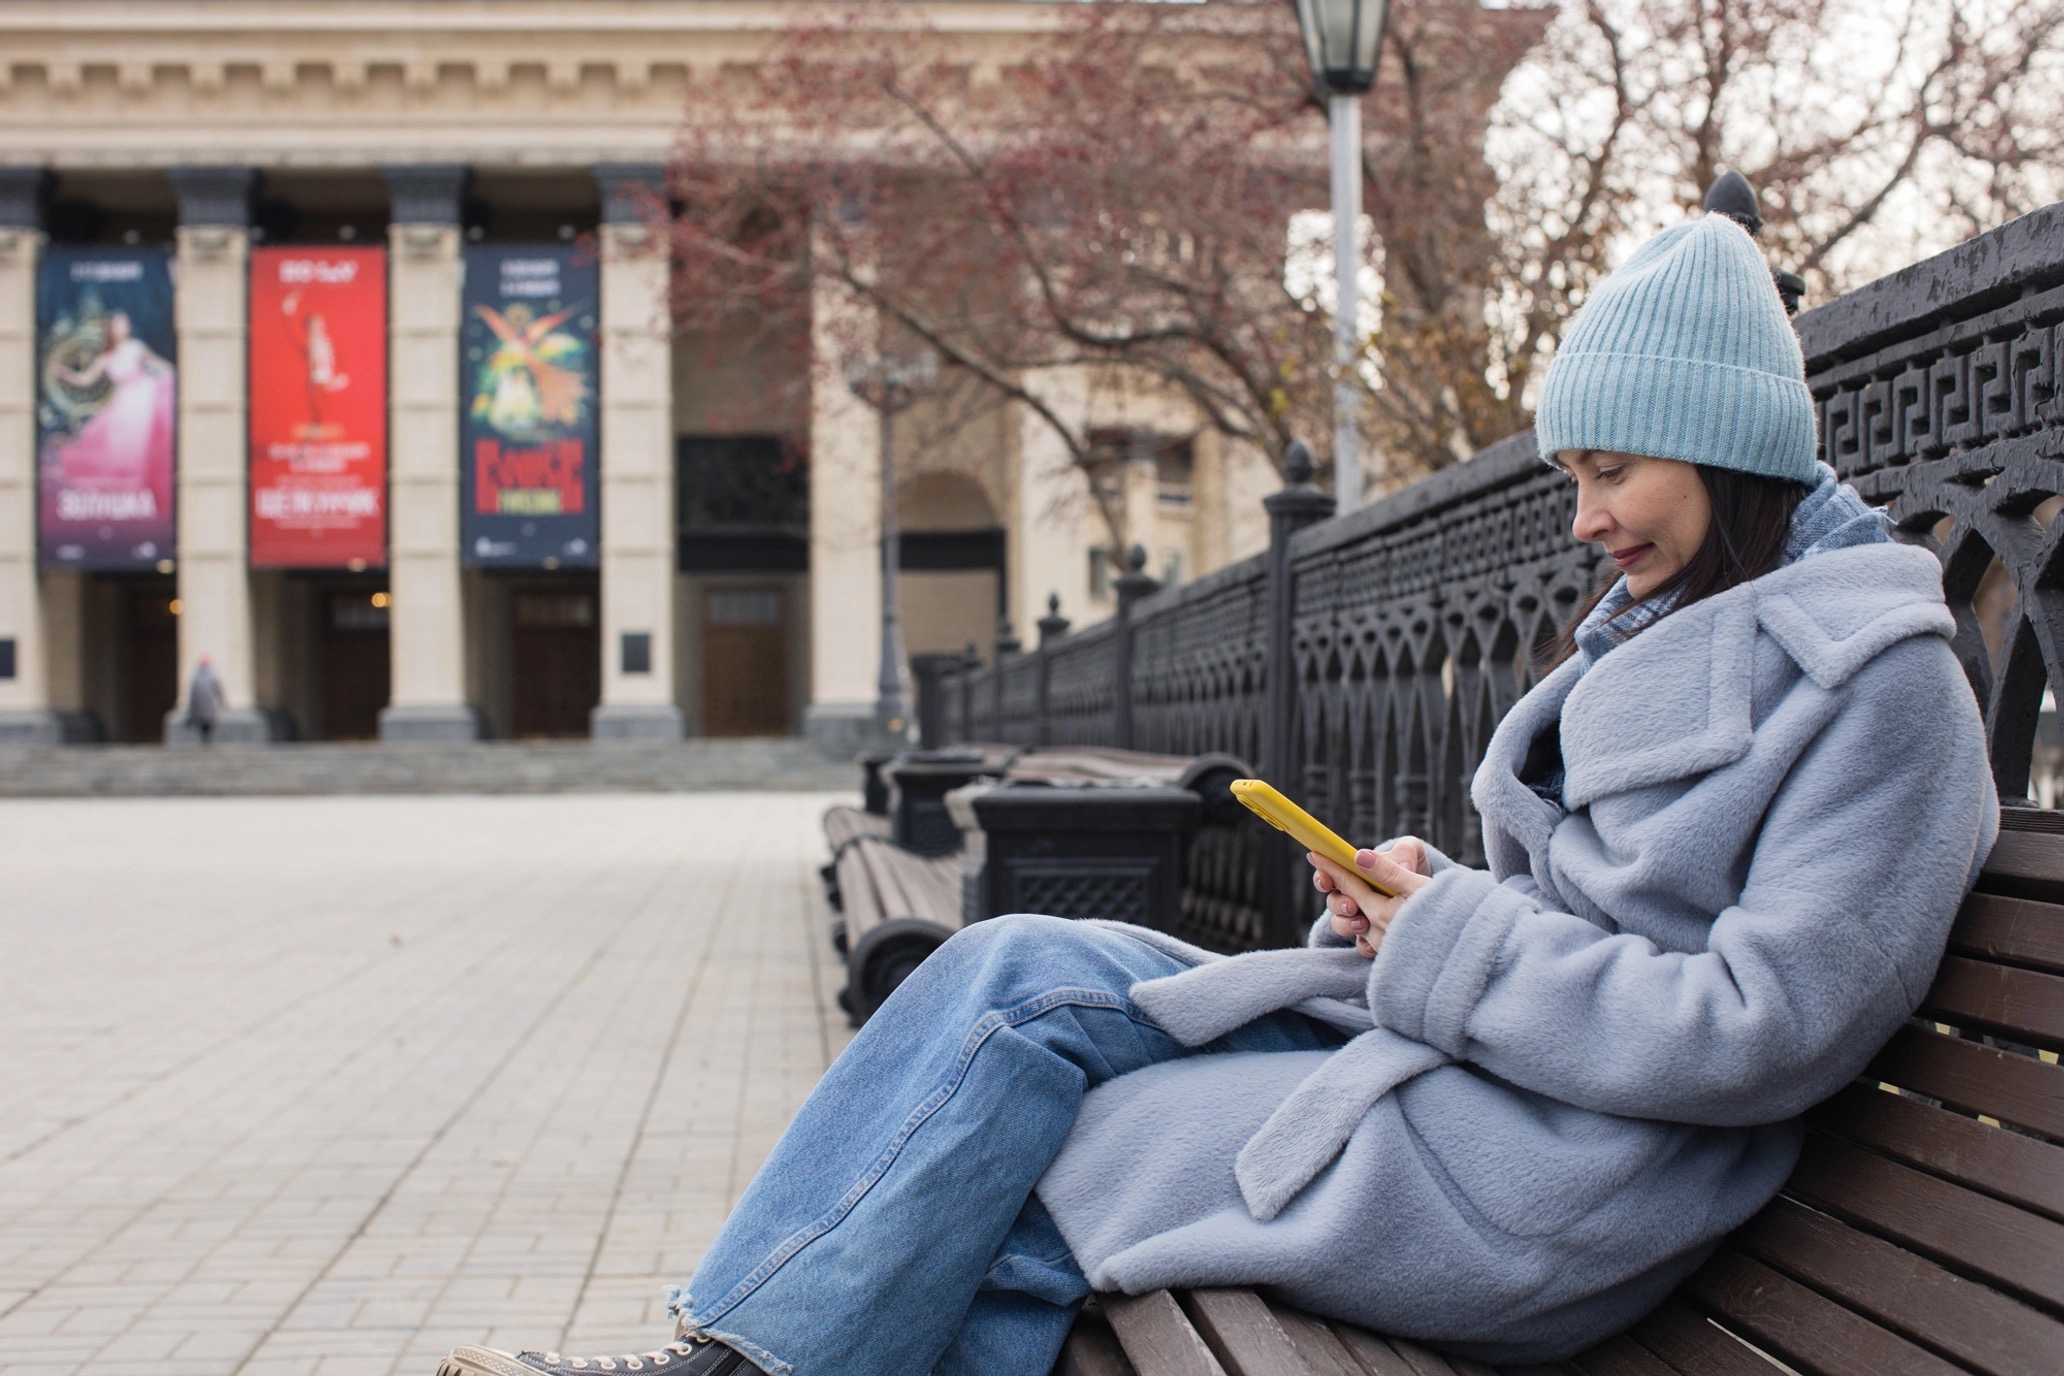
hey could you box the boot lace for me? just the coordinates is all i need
[536,1334,711,1371]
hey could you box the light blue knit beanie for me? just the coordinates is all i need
[1534,212,1818,483]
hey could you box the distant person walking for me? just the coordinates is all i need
[186,654,223,744]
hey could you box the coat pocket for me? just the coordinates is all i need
[1396,1069,1682,1239]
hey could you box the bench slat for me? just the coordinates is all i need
[1680,1251,1966,1376]
[1950,893,2064,974]
[1387,1337,1473,1376]
[1106,1291,1231,1376]
[1567,1336,1682,1376]
[1733,1195,2064,1376]
[1806,1083,2064,1222]
[1185,1290,1324,1376]
[1321,1323,1427,1376]
[1976,829,2064,898]
[1786,1132,2064,1310]
[1259,1307,1374,1376]
[1624,1299,1783,1376]
[1060,1313,1138,1376]
[1864,1024,2064,1138]
[1920,956,2064,1049]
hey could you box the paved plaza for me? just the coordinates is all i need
[0,793,856,1376]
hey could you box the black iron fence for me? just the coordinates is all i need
[930,200,2064,936]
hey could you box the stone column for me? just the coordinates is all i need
[1009,366,1092,636]
[0,168,66,743]
[377,165,481,740]
[165,166,280,744]
[589,164,682,740]
[801,247,887,754]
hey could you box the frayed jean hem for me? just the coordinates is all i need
[664,1288,791,1376]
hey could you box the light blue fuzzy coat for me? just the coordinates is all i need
[1034,537,1999,1362]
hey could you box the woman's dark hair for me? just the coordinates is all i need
[1541,464,1809,671]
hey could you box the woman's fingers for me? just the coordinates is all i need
[1390,836,1430,876]
[1351,846,1430,896]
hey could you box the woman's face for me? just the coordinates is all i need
[1557,450,1712,599]
[108,312,132,344]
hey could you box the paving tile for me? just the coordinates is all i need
[0,795,853,1376]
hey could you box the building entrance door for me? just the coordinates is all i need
[125,582,178,743]
[511,584,600,738]
[322,591,390,740]
[703,587,787,736]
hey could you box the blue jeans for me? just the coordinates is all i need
[669,914,1342,1376]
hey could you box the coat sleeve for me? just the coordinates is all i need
[1308,835,1462,949]
[1366,637,1999,1126]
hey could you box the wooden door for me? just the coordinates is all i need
[511,587,600,738]
[126,586,178,743]
[703,587,788,736]
[322,592,391,741]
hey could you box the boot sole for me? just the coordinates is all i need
[438,1349,536,1376]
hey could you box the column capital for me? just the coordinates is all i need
[593,163,667,225]
[381,164,471,226]
[0,167,52,230]
[166,166,259,227]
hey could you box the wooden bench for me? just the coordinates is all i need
[830,830,963,1022]
[1055,807,2064,1376]
[819,803,891,918]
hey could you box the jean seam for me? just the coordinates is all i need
[692,986,1156,1327]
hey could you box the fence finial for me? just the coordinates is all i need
[996,615,1020,657]
[1704,170,1763,236]
[1284,438,1317,486]
[1126,543,1148,574]
[1703,171,1804,315]
[1038,593,1070,646]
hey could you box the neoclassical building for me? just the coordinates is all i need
[0,1,1314,747]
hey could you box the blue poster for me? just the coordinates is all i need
[459,246,599,567]
[36,249,178,570]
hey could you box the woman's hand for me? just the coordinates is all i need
[1311,838,1432,959]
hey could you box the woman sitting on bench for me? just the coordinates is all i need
[439,215,1998,1376]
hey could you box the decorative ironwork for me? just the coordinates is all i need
[929,200,2064,946]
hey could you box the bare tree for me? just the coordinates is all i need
[1478,0,2064,442]
[663,0,2063,549]
[666,1,1354,557]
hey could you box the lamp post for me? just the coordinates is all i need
[844,350,939,735]
[1293,0,1389,511]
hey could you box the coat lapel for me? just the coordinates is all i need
[1559,587,1761,807]
[1471,654,1583,859]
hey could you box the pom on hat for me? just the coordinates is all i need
[1534,213,1817,484]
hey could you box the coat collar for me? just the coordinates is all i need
[1474,541,1953,835]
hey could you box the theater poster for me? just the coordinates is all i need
[36,249,177,570]
[459,246,599,567]
[248,246,388,567]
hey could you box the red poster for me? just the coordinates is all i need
[248,247,387,567]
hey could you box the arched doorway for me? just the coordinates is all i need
[897,472,1005,657]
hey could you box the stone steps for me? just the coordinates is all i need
[0,738,861,796]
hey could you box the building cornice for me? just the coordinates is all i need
[0,0,1279,169]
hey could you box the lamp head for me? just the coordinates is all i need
[1294,0,1390,96]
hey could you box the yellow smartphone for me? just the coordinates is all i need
[1229,778,1398,897]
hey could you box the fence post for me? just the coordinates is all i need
[959,640,980,742]
[992,615,1020,741]
[909,652,959,749]
[1259,441,1336,946]
[1112,543,1161,751]
[1260,440,1335,781]
[1036,593,1069,746]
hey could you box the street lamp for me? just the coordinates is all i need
[1293,0,1389,511]
[844,350,939,735]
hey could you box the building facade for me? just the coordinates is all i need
[0,1,1296,748]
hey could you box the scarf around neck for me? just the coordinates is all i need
[1524,463,1890,809]
[1572,461,1889,672]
